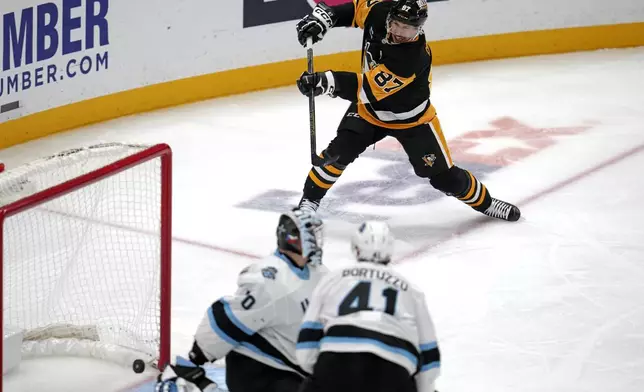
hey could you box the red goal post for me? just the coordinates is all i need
[0,143,172,378]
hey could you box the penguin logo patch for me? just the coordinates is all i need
[422,154,436,167]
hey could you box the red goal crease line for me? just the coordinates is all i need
[396,141,644,263]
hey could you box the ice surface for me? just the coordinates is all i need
[2,47,644,391]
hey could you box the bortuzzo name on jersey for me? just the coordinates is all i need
[342,267,409,291]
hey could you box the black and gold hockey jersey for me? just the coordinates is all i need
[332,0,436,129]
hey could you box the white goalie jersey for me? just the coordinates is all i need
[192,251,328,377]
[296,263,441,391]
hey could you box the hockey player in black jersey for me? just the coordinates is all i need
[296,221,440,392]
[156,209,328,392]
[295,0,521,222]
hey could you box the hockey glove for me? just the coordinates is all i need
[156,357,218,392]
[296,2,337,46]
[292,209,324,266]
[297,71,336,97]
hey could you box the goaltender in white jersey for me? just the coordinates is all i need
[296,221,441,392]
[156,209,328,392]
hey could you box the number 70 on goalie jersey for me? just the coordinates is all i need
[296,264,441,391]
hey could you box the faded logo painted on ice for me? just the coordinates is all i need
[236,117,591,222]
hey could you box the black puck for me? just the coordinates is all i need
[133,359,145,373]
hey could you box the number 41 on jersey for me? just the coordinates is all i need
[339,282,398,316]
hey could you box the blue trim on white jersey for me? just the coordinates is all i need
[275,250,310,280]
[419,342,438,351]
[296,341,321,349]
[222,299,255,335]
[207,306,239,346]
[320,336,419,367]
[419,340,440,372]
[301,321,324,330]
[420,361,440,372]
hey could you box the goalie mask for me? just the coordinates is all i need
[386,0,428,44]
[276,210,323,260]
[351,221,395,265]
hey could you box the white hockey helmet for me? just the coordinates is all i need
[351,221,395,264]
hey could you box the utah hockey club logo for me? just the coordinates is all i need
[262,266,278,280]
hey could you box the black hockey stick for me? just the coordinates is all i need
[306,37,339,167]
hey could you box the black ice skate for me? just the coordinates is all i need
[483,198,521,222]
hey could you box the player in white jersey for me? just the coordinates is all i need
[156,209,328,392]
[296,221,441,392]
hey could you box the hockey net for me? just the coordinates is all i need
[0,143,172,373]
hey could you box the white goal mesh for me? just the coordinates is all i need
[1,143,171,369]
